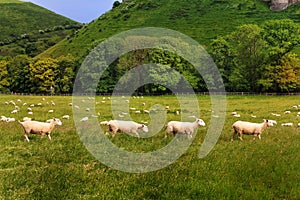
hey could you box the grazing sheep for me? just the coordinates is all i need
[6,117,15,122]
[11,109,18,114]
[284,110,291,114]
[165,118,206,138]
[281,123,293,127]
[23,117,31,122]
[19,118,62,142]
[80,117,89,122]
[100,120,109,125]
[231,120,274,141]
[106,120,149,137]
[62,115,70,119]
[268,119,277,125]
[298,123,300,127]
[1,116,7,122]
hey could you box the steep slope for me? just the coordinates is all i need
[0,0,81,57]
[39,0,300,61]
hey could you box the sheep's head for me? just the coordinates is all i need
[196,118,206,127]
[264,119,274,127]
[140,124,149,132]
[53,118,62,126]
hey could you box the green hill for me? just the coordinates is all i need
[0,0,81,57]
[38,0,300,61]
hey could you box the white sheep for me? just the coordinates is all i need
[165,118,206,138]
[19,118,62,142]
[281,123,293,127]
[106,120,149,137]
[1,116,7,122]
[6,117,15,122]
[298,123,300,127]
[11,109,18,114]
[231,120,274,141]
[62,115,70,119]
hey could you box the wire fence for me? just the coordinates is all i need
[1,91,300,97]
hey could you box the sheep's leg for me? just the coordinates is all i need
[165,126,172,138]
[47,133,52,140]
[133,130,140,138]
[258,134,261,140]
[238,131,243,141]
[231,130,237,141]
[24,134,30,142]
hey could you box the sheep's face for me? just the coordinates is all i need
[264,119,274,127]
[197,119,206,127]
[141,125,149,132]
[54,119,62,126]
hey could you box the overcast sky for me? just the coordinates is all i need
[23,0,119,23]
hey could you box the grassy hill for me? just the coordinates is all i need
[38,0,300,61]
[0,0,81,57]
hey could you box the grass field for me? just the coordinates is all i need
[0,94,299,199]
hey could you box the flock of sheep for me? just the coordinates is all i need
[0,96,299,142]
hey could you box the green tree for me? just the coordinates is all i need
[7,55,31,93]
[30,58,58,93]
[55,54,77,93]
[262,19,300,64]
[0,60,10,92]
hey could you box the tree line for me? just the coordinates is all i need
[0,19,299,94]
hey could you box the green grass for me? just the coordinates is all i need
[0,94,299,199]
[39,0,300,61]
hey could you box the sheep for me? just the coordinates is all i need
[268,119,277,125]
[298,123,300,127]
[106,120,149,137]
[80,117,89,122]
[11,109,18,114]
[62,115,70,119]
[1,116,7,122]
[6,117,15,122]
[18,118,62,142]
[281,123,293,127]
[284,110,291,114]
[23,117,31,122]
[231,120,274,141]
[165,118,206,138]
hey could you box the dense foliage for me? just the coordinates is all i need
[210,19,300,92]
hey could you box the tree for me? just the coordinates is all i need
[7,55,31,93]
[55,54,77,93]
[30,58,58,93]
[262,19,300,65]
[0,60,10,92]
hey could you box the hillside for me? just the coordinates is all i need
[39,0,300,61]
[0,0,81,57]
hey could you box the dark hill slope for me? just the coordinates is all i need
[39,0,300,61]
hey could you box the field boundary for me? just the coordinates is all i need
[1,91,300,96]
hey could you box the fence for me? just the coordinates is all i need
[0,91,300,96]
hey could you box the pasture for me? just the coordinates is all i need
[0,94,299,199]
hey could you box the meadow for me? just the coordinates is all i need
[0,94,299,199]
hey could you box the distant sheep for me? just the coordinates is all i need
[106,120,148,137]
[232,120,274,141]
[165,118,206,138]
[19,118,62,142]
[281,122,293,127]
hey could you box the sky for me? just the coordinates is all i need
[23,0,119,23]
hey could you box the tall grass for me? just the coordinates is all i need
[0,94,299,199]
